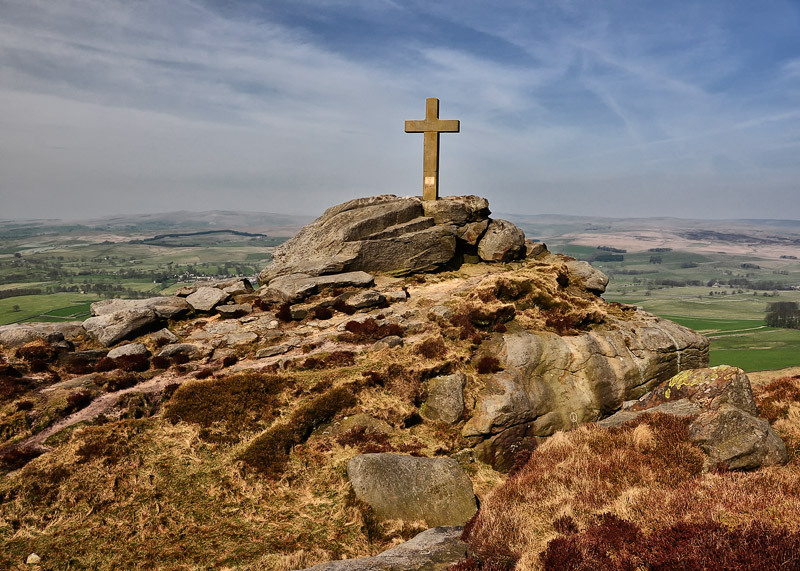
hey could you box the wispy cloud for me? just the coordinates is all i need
[1,0,799,220]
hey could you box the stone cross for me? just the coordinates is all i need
[405,98,460,201]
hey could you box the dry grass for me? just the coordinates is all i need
[459,376,800,570]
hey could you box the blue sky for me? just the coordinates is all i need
[1,0,799,220]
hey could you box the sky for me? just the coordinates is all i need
[1,0,799,221]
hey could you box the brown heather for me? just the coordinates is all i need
[457,378,800,570]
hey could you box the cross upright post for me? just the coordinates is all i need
[405,98,460,201]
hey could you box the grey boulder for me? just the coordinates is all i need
[90,297,192,320]
[477,219,525,262]
[107,342,150,359]
[186,287,229,312]
[83,309,160,347]
[422,373,466,424]
[347,454,477,527]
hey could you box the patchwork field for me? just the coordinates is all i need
[2,211,799,372]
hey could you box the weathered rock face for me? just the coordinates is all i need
[299,526,467,571]
[601,366,788,471]
[347,454,477,527]
[464,315,709,470]
[258,195,526,283]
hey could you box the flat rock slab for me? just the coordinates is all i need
[83,309,161,347]
[268,271,375,303]
[0,324,64,348]
[186,287,229,312]
[299,526,466,571]
[216,303,253,319]
[347,454,476,527]
[90,297,192,320]
[107,343,150,359]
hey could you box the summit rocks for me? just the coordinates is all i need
[257,195,527,283]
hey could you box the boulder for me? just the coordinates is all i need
[477,219,526,262]
[0,324,65,348]
[463,315,709,470]
[629,366,758,416]
[299,526,467,571]
[422,372,466,425]
[219,278,255,296]
[83,309,161,347]
[186,287,229,312]
[563,259,609,295]
[347,454,477,527]
[525,240,548,259]
[599,366,788,471]
[156,343,201,359]
[689,405,788,471]
[90,297,192,320]
[107,343,150,359]
[347,290,386,310]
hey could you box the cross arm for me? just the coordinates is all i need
[404,119,460,133]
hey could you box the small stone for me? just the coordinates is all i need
[347,290,386,309]
[256,343,295,358]
[457,219,489,245]
[428,305,454,322]
[525,240,547,258]
[26,553,41,565]
[216,303,253,319]
[383,290,409,304]
[150,328,179,345]
[223,331,258,347]
[156,343,200,359]
[290,304,314,320]
[221,278,255,296]
[372,335,404,351]
[175,285,197,297]
[107,342,150,359]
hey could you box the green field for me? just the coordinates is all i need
[0,224,285,326]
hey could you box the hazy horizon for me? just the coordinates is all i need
[2,1,799,221]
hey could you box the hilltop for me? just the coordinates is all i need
[0,196,798,570]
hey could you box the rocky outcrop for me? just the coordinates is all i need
[258,195,526,283]
[299,526,467,571]
[90,297,192,320]
[464,315,709,470]
[564,259,609,294]
[600,366,788,471]
[347,454,477,527]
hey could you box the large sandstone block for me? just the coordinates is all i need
[464,315,710,470]
[186,287,229,312]
[422,372,467,424]
[83,309,160,347]
[347,454,477,527]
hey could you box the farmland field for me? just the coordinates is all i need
[2,211,799,373]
